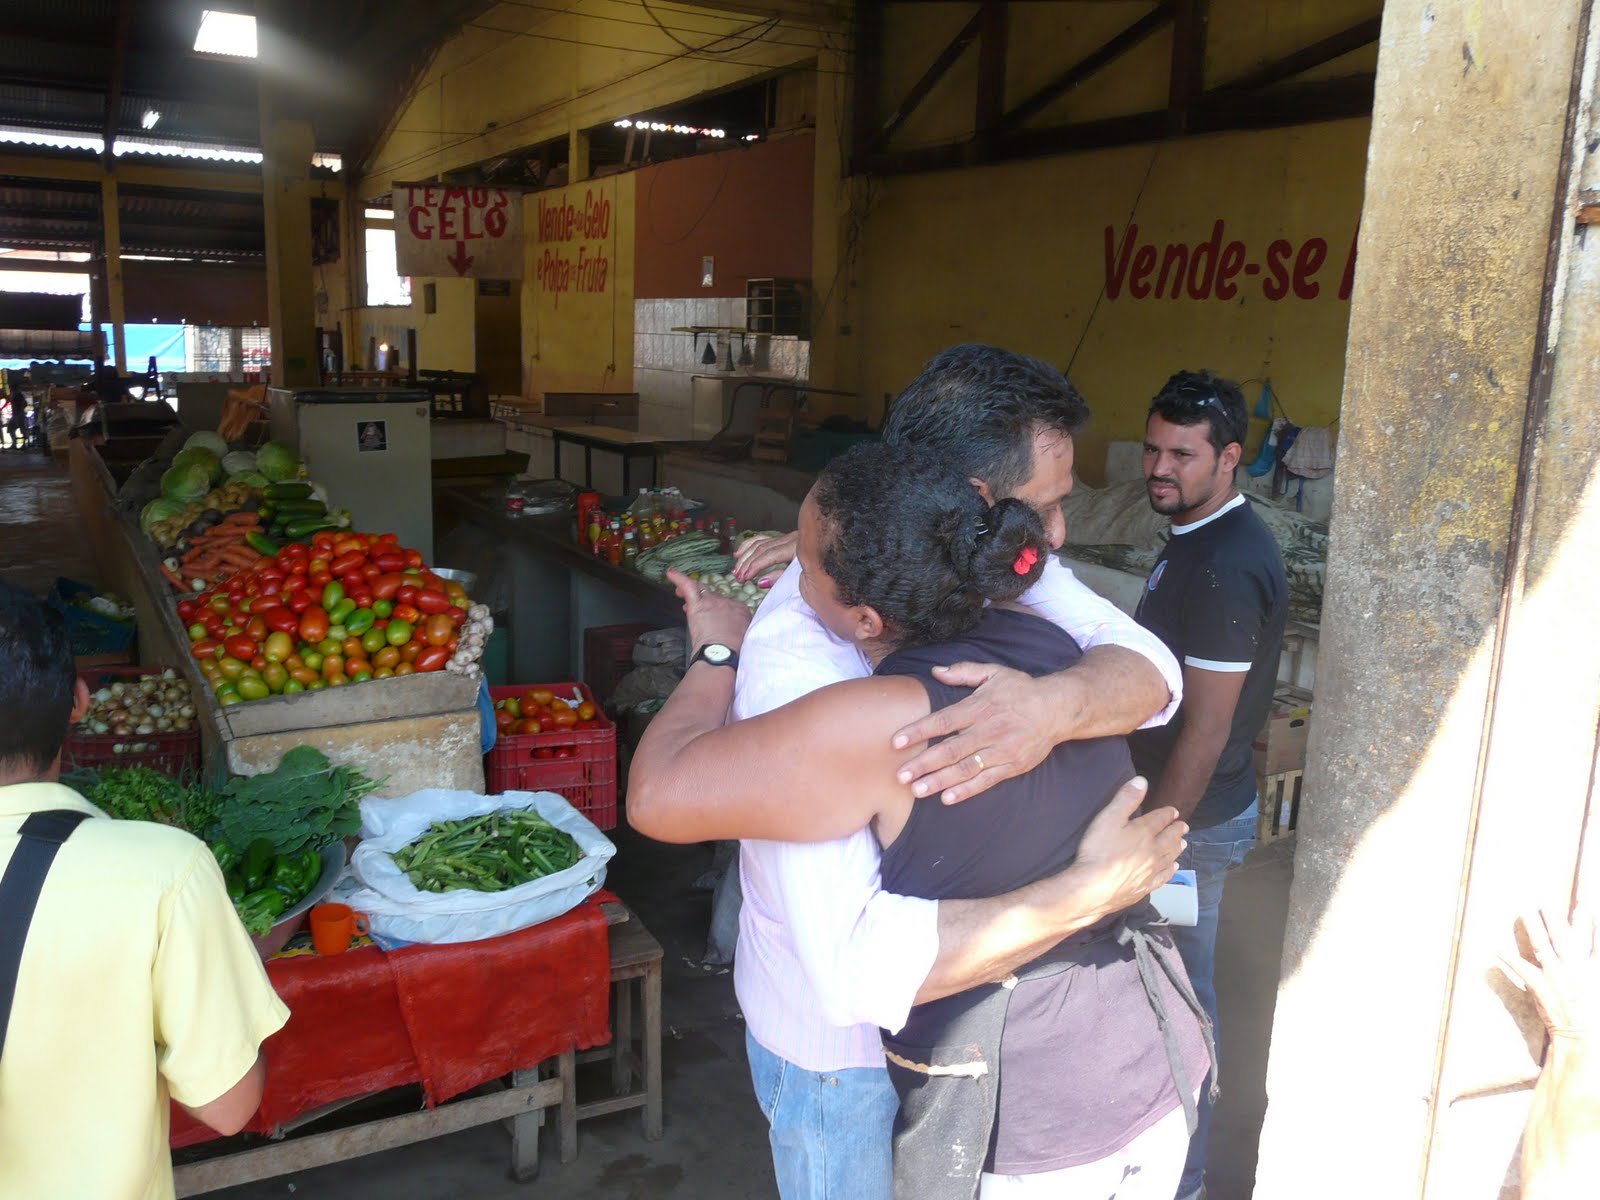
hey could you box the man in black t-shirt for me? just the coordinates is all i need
[1126,370,1287,1200]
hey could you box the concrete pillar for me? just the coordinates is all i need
[568,126,591,184]
[259,116,319,386]
[806,48,866,419]
[99,176,126,373]
[1255,2,1600,1198]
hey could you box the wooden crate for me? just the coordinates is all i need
[1257,768,1305,843]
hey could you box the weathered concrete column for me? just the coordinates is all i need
[99,175,126,373]
[1255,2,1600,1198]
[568,126,591,184]
[259,116,318,386]
[806,45,866,419]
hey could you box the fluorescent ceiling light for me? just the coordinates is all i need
[194,10,258,58]
[141,109,160,130]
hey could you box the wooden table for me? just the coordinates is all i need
[521,418,674,493]
[173,901,656,1194]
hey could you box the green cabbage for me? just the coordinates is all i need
[227,470,269,489]
[172,446,222,485]
[140,497,186,534]
[161,462,211,503]
[183,430,229,460]
[256,441,300,483]
[221,450,257,475]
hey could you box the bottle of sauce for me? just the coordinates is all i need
[606,518,624,566]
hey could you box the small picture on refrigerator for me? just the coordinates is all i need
[358,420,388,453]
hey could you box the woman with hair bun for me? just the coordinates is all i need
[630,441,1209,1199]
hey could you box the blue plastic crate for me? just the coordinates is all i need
[47,577,136,656]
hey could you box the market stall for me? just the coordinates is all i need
[46,407,666,1187]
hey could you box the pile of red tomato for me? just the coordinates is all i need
[494,687,602,743]
[178,531,470,704]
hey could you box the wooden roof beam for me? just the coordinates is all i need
[102,0,133,166]
[993,2,1174,134]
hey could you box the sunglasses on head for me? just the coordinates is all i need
[1175,392,1226,416]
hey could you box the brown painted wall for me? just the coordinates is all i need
[123,261,268,326]
[633,133,814,299]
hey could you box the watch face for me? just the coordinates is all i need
[702,643,732,664]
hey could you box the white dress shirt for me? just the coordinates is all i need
[732,554,1182,1072]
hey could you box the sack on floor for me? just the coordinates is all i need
[350,788,615,944]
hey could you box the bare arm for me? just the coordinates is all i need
[891,645,1171,803]
[626,568,928,845]
[1502,907,1600,1200]
[181,1052,267,1136]
[1145,664,1246,821]
[629,671,927,844]
[915,777,1188,1003]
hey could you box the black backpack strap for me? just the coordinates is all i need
[0,809,91,1061]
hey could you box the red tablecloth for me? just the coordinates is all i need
[170,893,614,1148]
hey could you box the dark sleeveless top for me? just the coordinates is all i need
[876,607,1208,1174]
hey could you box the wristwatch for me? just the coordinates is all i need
[691,642,740,671]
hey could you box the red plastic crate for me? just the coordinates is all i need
[487,681,617,830]
[583,622,662,711]
[63,666,202,777]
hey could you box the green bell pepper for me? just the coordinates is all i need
[236,887,287,937]
[241,837,276,892]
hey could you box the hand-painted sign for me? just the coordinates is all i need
[392,184,522,279]
[534,187,612,308]
[1104,220,1358,302]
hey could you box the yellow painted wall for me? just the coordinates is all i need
[846,3,1377,479]
[524,174,636,397]
[350,277,477,375]
[854,118,1369,479]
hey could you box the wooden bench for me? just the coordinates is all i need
[575,913,664,1139]
[177,904,662,1193]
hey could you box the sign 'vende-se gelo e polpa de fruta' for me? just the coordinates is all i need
[392,184,522,279]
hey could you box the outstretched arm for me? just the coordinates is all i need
[1502,906,1600,1200]
[627,569,927,845]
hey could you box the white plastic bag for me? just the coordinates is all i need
[349,788,615,945]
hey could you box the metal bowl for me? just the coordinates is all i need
[250,842,347,960]
[431,566,479,593]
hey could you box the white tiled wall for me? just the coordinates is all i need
[633,297,809,439]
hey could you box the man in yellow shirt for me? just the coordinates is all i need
[0,580,289,1199]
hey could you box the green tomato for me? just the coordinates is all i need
[282,678,305,694]
[385,619,414,646]
[187,622,208,641]
[302,650,325,671]
[321,580,345,609]
[217,656,247,680]
[307,678,328,691]
[349,669,373,683]
[218,690,243,706]
[361,626,387,654]
[237,675,271,701]
[263,663,289,693]
[328,624,347,641]
[373,599,394,619]
[317,637,342,656]
[345,607,376,635]
[263,631,294,662]
[328,597,357,625]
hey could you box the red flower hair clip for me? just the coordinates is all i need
[1013,546,1039,575]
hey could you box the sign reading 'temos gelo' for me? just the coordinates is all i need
[392,184,523,280]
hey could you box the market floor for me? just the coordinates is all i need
[6,455,1296,1199]
[0,450,98,596]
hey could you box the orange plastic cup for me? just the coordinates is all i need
[310,902,369,955]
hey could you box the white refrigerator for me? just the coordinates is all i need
[267,387,434,559]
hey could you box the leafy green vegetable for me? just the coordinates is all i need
[66,765,217,835]
[215,745,380,858]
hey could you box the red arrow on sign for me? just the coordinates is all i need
[446,241,474,276]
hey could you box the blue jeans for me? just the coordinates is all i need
[1170,809,1257,1200]
[745,1030,898,1200]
